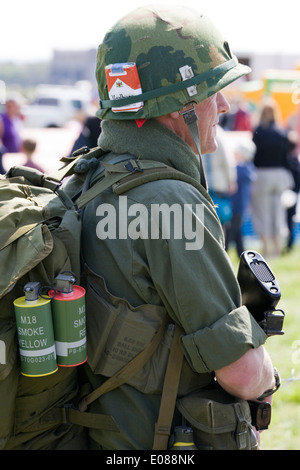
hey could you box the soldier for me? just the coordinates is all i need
[69,5,279,450]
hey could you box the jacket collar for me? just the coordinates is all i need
[98,119,202,184]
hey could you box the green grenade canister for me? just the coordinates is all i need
[14,282,58,377]
[50,273,87,367]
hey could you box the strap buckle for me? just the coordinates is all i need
[260,309,285,336]
[179,105,198,125]
[62,403,76,425]
[248,401,272,430]
[125,160,143,173]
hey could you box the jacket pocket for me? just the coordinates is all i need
[82,265,173,394]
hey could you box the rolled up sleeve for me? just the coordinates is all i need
[180,305,267,373]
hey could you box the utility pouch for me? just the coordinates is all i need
[82,265,172,394]
[176,387,257,450]
[248,401,271,431]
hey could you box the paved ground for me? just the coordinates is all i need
[2,121,81,175]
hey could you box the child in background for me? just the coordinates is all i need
[22,139,44,172]
[225,138,257,256]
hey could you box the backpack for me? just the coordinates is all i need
[0,145,213,450]
[0,149,88,450]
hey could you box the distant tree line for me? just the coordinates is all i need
[0,61,51,87]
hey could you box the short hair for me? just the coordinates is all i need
[22,139,36,153]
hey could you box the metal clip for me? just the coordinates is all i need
[259,309,285,336]
[179,105,198,126]
[62,403,76,425]
[179,65,197,97]
[125,160,143,173]
[72,146,90,157]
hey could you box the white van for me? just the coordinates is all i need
[22,84,91,128]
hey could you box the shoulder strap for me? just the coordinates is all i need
[47,146,105,184]
[152,324,184,450]
[45,317,183,437]
[78,315,169,412]
[76,157,211,210]
[74,318,184,450]
[0,223,41,251]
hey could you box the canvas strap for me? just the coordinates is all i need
[75,157,211,210]
[38,316,169,433]
[152,323,184,450]
[76,320,184,448]
[180,106,207,190]
[46,146,104,184]
[78,315,169,412]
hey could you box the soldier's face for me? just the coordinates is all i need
[156,91,230,156]
[194,92,230,155]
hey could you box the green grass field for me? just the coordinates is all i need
[228,242,300,450]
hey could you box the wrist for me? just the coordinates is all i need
[256,367,280,401]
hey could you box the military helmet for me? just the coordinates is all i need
[96,4,250,120]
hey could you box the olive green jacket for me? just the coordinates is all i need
[66,119,266,449]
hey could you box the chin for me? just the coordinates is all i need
[202,139,218,155]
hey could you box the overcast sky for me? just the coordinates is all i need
[1,0,299,62]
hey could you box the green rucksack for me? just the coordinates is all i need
[0,150,89,450]
[0,145,210,450]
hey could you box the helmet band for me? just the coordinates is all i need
[99,57,238,111]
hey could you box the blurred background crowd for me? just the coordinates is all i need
[1,1,299,450]
[1,33,300,261]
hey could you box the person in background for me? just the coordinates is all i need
[251,99,294,257]
[219,98,252,132]
[203,125,237,231]
[0,97,23,153]
[22,138,44,172]
[225,138,257,256]
[69,115,102,157]
[283,131,300,253]
[233,100,252,131]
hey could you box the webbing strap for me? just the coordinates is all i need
[75,159,167,209]
[60,407,120,432]
[152,324,184,450]
[76,170,130,209]
[37,317,168,434]
[41,316,168,432]
[188,120,207,190]
[46,146,104,184]
[23,404,120,433]
[76,158,211,210]
[45,155,83,184]
[0,223,40,251]
[180,107,207,190]
[78,315,169,412]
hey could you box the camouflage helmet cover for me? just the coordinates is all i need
[96,4,250,120]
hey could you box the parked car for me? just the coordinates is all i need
[22,84,91,128]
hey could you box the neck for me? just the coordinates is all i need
[99,119,202,183]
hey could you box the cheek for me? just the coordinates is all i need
[195,97,218,153]
[199,112,216,138]
[199,121,218,154]
[198,102,216,132]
